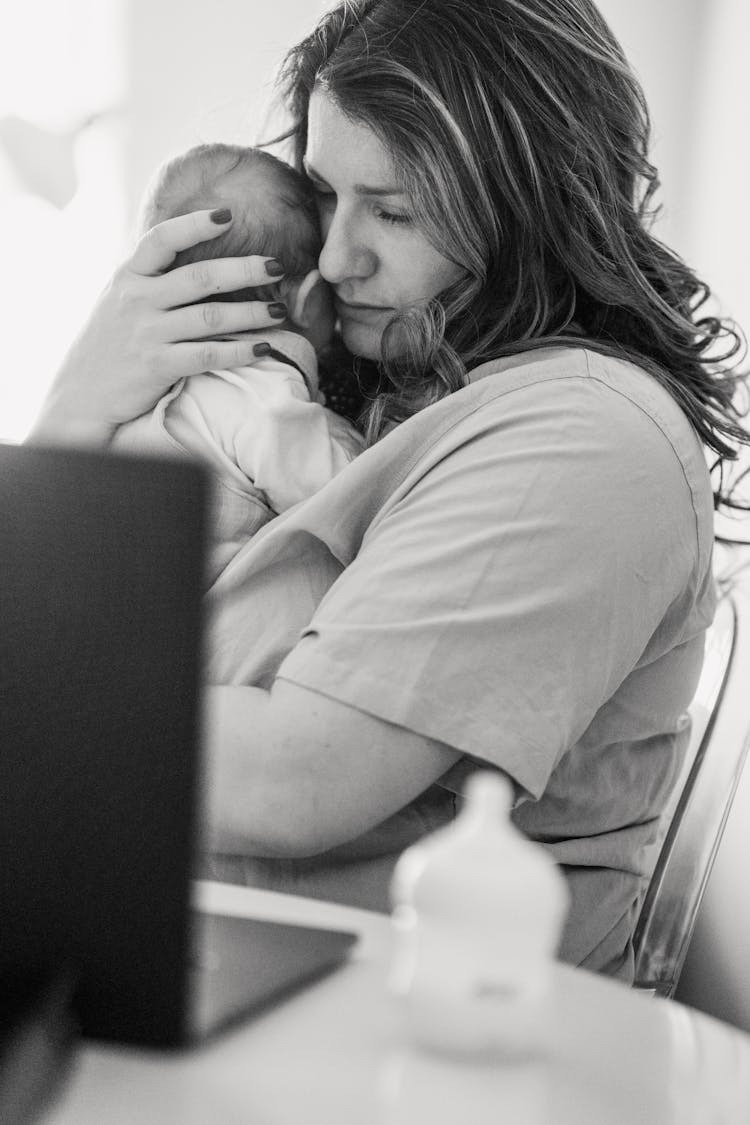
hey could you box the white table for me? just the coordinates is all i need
[44,880,750,1125]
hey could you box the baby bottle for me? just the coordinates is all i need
[389,770,569,1058]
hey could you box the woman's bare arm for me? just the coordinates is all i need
[201,680,461,858]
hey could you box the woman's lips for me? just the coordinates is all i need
[335,297,394,321]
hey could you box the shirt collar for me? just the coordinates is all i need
[228,328,319,397]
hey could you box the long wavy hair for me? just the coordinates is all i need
[276,0,747,506]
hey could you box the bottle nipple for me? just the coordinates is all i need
[463,771,513,821]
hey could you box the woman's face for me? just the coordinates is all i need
[304,86,465,359]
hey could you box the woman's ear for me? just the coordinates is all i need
[280,269,336,349]
[280,269,328,326]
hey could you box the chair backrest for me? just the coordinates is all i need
[632,592,750,997]
[673,724,750,1031]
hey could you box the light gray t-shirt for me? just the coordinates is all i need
[203,346,716,980]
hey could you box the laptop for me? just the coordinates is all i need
[0,441,357,1047]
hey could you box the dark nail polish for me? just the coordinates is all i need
[210,208,232,224]
[253,343,272,357]
[268,302,287,319]
[264,258,285,277]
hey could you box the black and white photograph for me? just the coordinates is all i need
[2,2,750,1122]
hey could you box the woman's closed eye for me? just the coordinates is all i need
[311,183,411,227]
[372,205,412,226]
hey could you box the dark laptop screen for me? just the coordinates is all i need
[0,443,208,1044]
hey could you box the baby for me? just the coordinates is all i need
[112,143,364,584]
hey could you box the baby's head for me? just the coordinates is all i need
[139,143,335,350]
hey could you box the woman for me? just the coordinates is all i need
[31,0,747,980]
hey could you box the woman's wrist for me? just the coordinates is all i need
[27,389,117,449]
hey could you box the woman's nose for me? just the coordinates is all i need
[318,207,376,286]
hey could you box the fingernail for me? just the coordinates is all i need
[268,302,287,319]
[264,258,285,277]
[253,343,272,357]
[210,208,232,224]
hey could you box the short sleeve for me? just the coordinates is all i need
[275,374,703,798]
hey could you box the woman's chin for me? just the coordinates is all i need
[338,319,384,361]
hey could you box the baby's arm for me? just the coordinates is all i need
[109,382,188,460]
[217,360,364,512]
[157,359,364,511]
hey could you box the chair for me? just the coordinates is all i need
[674,739,750,1031]
[632,586,750,1007]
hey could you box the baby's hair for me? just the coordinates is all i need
[139,142,321,301]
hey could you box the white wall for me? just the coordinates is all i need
[680,0,750,328]
[596,0,708,253]
[597,0,749,326]
[0,0,128,442]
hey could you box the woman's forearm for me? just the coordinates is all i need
[27,388,117,448]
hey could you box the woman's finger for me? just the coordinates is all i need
[166,299,288,341]
[154,253,286,307]
[159,338,275,380]
[129,208,237,276]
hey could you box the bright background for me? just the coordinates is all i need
[1,0,748,445]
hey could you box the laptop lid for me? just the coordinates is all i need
[0,442,207,1045]
[0,443,356,1048]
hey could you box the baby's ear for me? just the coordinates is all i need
[280,269,329,327]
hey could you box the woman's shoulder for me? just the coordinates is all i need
[463,343,706,470]
[456,342,714,561]
[370,343,709,501]
[466,342,681,415]
[396,341,711,547]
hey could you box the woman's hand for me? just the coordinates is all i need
[29,208,286,445]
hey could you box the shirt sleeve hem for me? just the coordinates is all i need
[274,652,552,800]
